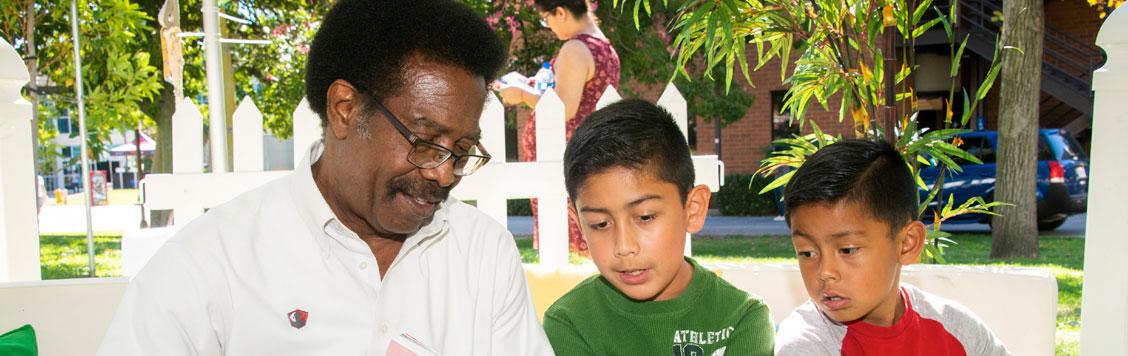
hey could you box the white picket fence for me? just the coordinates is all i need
[140,83,724,267]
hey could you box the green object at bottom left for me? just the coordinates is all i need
[0,324,37,356]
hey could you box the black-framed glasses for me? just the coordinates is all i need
[368,99,491,177]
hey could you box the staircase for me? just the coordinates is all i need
[918,0,1106,134]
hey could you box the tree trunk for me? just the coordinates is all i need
[149,83,175,227]
[24,0,39,190]
[148,0,182,227]
[991,0,1043,258]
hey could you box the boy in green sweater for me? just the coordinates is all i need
[543,99,774,356]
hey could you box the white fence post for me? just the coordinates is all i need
[475,94,508,228]
[534,89,569,267]
[594,85,621,111]
[658,82,690,140]
[1080,6,1128,355]
[232,97,264,172]
[0,38,40,282]
[169,98,206,222]
[291,98,322,167]
[172,98,205,174]
[656,82,695,256]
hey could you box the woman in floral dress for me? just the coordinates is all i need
[500,0,620,256]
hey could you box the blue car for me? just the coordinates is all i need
[919,129,1088,231]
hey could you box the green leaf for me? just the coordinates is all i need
[781,34,792,82]
[912,17,943,38]
[976,62,1001,100]
[736,40,754,86]
[936,7,953,41]
[960,90,973,126]
[725,46,736,93]
[759,170,796,194]
[949,0,959,26]
[951,35,968,77]
[633,0,643,29]
[913,0,935,24]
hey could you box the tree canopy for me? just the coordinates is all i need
[1,0,163,159]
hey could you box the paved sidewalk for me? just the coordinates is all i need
[506,213,1087,237]
[38,204,143,234]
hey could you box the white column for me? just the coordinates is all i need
[0,38,41,282]
[1080,6,1128,355]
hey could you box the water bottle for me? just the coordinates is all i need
[534,62,555,93]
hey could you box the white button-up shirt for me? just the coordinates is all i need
[98,143,553,356]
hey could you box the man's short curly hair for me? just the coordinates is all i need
[305,0,506,126]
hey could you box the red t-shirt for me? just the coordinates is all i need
[840,288,967,355]
[775,284,1011,355]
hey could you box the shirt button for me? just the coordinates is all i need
[379,323,389,334]
[359,261,368,270]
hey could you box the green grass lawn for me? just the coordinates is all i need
[43,232,1082,354]
[39,233,122,279]
[516,234,1084,355]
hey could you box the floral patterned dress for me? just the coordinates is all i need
[521,34,621,256]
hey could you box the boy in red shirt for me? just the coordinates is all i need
[774,139,1011,356]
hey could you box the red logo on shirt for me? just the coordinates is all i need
[288,309,308,329]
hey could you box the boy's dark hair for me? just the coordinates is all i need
[305,0,506,127]
[784,139,918,233]
[534,0,589,17]
[564,99,694,202]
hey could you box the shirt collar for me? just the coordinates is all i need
[290,140,451,257]
[290,141,338,258]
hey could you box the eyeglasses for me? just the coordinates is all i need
[539,11,550,28]
[366,96,491,177]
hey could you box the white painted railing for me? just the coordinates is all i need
[140,83,724,267]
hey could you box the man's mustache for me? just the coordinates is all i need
[388,176,450,203]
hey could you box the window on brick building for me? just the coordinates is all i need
[770,90,799,141]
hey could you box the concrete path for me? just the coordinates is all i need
[37,205,143,234]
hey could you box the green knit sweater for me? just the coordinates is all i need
[543,258,774,356]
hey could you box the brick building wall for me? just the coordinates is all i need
[692,57,854,174]
[981,0,1104,131]
[1046,0,1105,46]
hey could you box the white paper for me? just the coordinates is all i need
[495,71,540,95]
[386,333,442,356]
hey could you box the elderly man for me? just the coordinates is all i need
[97,1,553,354]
